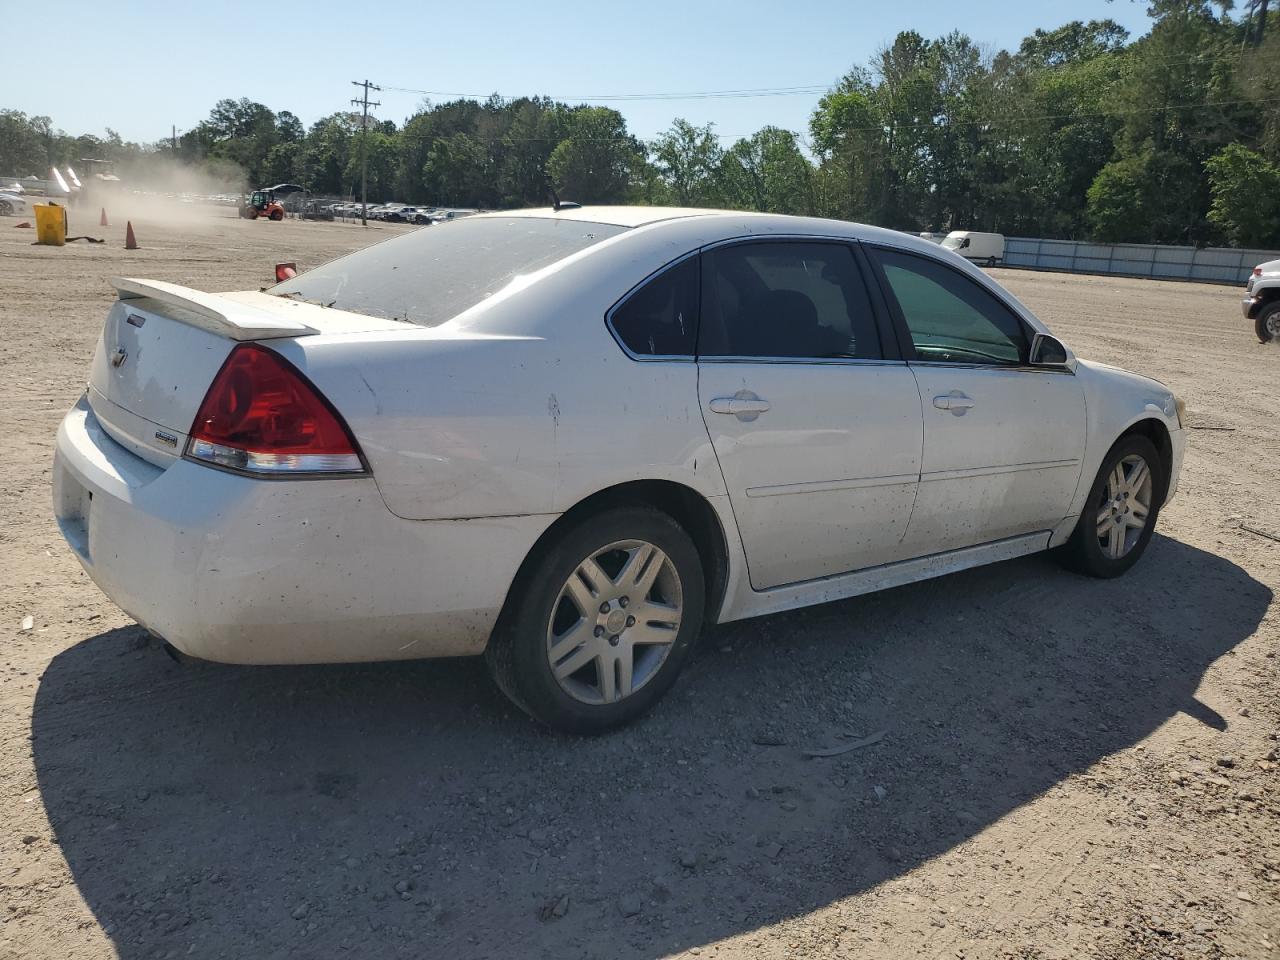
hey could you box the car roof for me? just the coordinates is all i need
[470,206,944,253]
[474,205,753,228]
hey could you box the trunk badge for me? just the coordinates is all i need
[154,431,178,448]
[126,313,146,328]
[111,347,128,368]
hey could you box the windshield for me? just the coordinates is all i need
[941,236,964,249]
[269,216,627,326]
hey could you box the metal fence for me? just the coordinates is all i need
[1003,236,1280,286]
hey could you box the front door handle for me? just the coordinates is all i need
[933,392,975,415]
[709,395,770,421]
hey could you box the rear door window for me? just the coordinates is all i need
[698,242,882,360]
[270,217,627,326]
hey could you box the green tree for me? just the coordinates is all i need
[547,107,641,203]
[718,127,814,213]
[1086,152,1155,240]
[651,119,724,206]
[203,98,279,184]
[423,133,491,205]
[1205,142,1280,245]
[0,110,50,174]
[295,113,356,194]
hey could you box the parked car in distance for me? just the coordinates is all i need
[53,206,1185,733]
[1242,258,1280,343]
[942,230,1006,266]
[430,208,478,223]
[918,231,944,244]
[0,191,34,217]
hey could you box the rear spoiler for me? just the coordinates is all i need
[111,277,317,341]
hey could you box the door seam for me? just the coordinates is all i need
[694,362,760,590]
[897,364,927,544]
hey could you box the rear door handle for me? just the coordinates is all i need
[933,392,975,414]
[709,396,771,419]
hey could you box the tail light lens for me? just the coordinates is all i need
[185,343,366,476]
[1255,267,1263,277]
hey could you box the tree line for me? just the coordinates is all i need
[2,1,1277,247]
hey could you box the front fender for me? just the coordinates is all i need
[1055,360,1183,541]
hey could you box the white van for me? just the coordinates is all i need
[942,231,1005,266]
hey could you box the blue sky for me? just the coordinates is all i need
[6,0,1155,145]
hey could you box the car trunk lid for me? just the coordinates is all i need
[88,278,408,466]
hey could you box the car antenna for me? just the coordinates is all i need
[547,186,581,212]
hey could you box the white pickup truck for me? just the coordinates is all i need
[1243,258,1280,343]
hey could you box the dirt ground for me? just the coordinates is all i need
[1,206,1277,960]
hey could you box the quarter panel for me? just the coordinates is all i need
[274,333,562,520]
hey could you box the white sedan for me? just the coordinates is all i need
[0,191,33,217]
[53,207,1186,732]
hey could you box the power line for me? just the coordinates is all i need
[377,48,1269,107]
[381,94,1280,146]
[380,83,833,103]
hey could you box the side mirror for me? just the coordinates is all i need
[1029,332,1070,367]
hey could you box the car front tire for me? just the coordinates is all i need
[486,505,706,734]
[1256,301,1280,343]
[1057,434,1164,579]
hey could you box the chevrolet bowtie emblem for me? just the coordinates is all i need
[111,346,128,368]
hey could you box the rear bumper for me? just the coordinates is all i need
[53,395,555,664]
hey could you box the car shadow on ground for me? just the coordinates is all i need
[32,535,1269,960]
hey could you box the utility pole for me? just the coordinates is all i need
[351,79,381,226]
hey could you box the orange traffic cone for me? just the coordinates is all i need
[125,221,138,250]
[99,207,109,227]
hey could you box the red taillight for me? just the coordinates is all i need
[1254,267,1263,277]
[185,343,365,476]
[275,262,297,282]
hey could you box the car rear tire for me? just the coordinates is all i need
[486,505,706,734]
[0,199,11,217]
[1056,434,1164,579]
[1256,301,1280,343]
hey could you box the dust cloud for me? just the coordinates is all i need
[69,156,248,226]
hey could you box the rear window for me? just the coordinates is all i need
[269,216,627,326]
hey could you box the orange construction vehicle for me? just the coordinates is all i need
[239,188,286,220]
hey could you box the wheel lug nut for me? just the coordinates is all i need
[618,597,629,608]
[594,626,604,638]
[608,635,620,646]
[626,616,636,627]
[599,602,610,613]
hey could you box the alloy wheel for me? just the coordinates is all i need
[1095,454,1153,560]
[545,539,683,705]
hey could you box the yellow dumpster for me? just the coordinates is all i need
[34,203,68,247]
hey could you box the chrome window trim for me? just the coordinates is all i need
[605,232,1061,366]
[698,356,905,367]
[908,359,1076,376]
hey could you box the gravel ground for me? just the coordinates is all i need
[1,206,1277,960]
